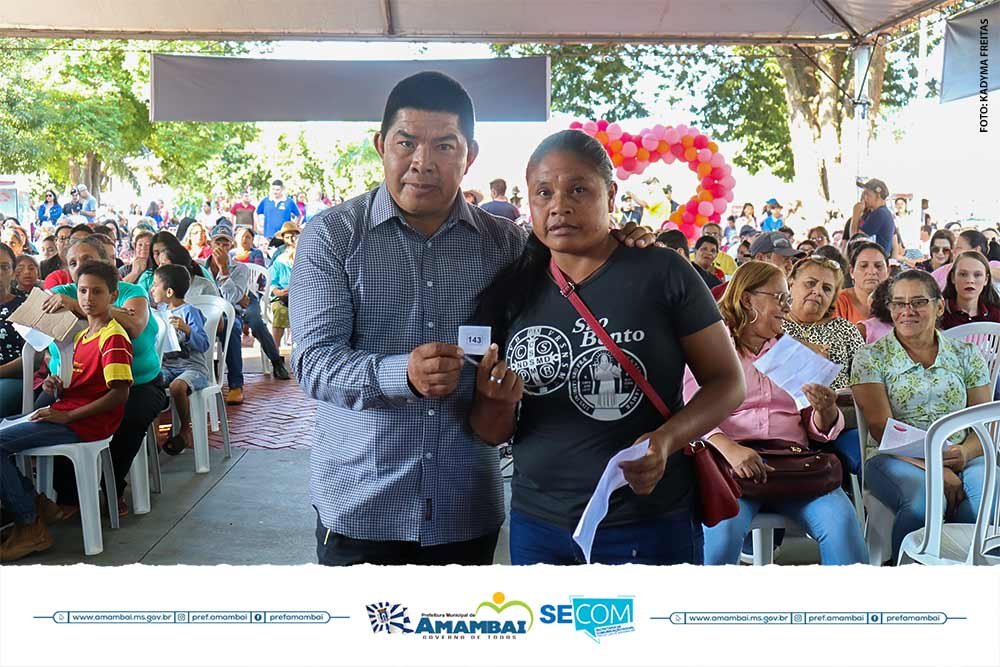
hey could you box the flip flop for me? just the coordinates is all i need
[162,434,187,456]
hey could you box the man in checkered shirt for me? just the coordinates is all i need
[291,72,654,566]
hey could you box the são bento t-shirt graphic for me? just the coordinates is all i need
[506,317,648,421]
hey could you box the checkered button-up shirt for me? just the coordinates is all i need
[290,183,527,545]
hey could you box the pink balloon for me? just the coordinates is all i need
[662,152,676,164]
[622,156,638,171]
[621,141,638,158]
[686,126,699,136]
[721,165,733,176]
[724,191,735,202]
[642,135,660,152]
[616,166,630,180]
[569,121,583,129]
[710,153,725,168]
[697,148,712,162]
[675,124,688,134]
[682,211,696,225]
[636,160,649,171]
[606,123,623,140]
[582,121,598,135]
[651,124,666,138]
[597,119,609,131]
[661,221,679,231]
[700,177,715,189]
[713,198,727,214]
[697,201,714,217]
[721,175,736,189]
[662,128,680,144]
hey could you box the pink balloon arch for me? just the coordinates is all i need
[570,119,735,239]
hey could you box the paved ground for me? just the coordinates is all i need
[8,343,814,567]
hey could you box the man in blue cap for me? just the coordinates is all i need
[203,220,251,404]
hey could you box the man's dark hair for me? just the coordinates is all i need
[76,260,119,292]
[154,264,192,299]
[54,224,73,237]
[92,224,113,237]
[271,179,283,187]
[70,223,92,236]
[920,224,933,235]
[657,230,689,254]
[694,235,720,251]
[778,226,795,237]
[381,71,476,142]
[42,235,56,244]
[489,179,507,196]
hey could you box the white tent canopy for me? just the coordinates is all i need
[0,1,959,45]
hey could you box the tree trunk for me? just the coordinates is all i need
[84,151,101,203]
[68,157,81,189]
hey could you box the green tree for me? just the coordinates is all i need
[0,38,260,200]
[494,12,957,208]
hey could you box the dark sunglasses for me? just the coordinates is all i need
[931,246,952,254]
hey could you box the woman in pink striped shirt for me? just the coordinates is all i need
[683,261,868,565]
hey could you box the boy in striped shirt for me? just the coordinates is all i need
[1,261,133,562]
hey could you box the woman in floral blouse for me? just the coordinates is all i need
[852,270,993,562]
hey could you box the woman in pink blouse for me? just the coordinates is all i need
[684,261,868,565]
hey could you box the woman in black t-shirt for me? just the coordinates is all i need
[470,130,746,565]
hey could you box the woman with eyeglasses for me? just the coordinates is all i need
[684,261,868,565]
[36,191,63,226]
[941,251,1000,330]
[782,256,864,391]
[852,270,993,562]
[807,226,830,248]
[914,230,953,273]
[834,242,890,324]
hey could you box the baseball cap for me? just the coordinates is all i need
[739,225,758,238]
[766,197,781,207]
[749,231,804,258]
[209,221,235,241]
[76,183,88,192]
[859,178,889,200]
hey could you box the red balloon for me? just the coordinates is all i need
[693,135,709,149]
[569,121,583,129]
[710,167,725,179]
[685,200,699,213]
[622,156,638,171]
[621,132,632,142]
[700,177,715,189]
[648,151,661,162]
[597,119,609,131]
[712,184,726,197]
[682,211,696,225]
[709,212,722,223]
[670,144,686,158]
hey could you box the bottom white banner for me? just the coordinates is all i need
[2,564,999,666]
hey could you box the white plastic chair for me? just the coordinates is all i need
[245,263,273,374]
[898,401,1000,566]
[856,398,896,566]
[17,341,120,555]
[182,295,234,473]
[20,439,119,555]
[748,514,803,566]
[944,322,1000,421]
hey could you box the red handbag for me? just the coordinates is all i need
[549,258,741,527]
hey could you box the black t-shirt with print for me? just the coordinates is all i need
[502,245,722,530]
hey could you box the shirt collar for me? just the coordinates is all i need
[883,329,958,373]
[369,182,483,235]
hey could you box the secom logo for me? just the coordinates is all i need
[540,596,635,643]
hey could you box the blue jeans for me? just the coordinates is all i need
[244,294,281,364]
[831,428,863,476]
[703,489,868,565]
[0,418,78,523]
[865,454,992,560]
[509,510,704,565]
[0,377,22,418]
[221,314,244,389]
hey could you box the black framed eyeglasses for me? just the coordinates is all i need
[887,297,937,312]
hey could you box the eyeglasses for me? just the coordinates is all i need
[887,297,937,312]
[931,246,951,254]
[809,236,826,243]
[751,290,793,308]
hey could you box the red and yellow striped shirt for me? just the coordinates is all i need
[52,319,134,441]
